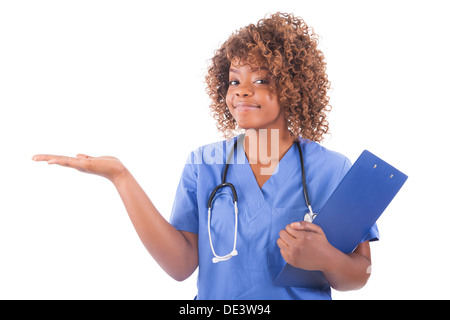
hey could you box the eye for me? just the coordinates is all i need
[229,80,239,86]
[254,79,269,84]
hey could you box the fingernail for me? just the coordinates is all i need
[291,221,301,228]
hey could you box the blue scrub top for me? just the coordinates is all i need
[170,134,379,300]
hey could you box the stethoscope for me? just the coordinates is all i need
[207,137,316,263]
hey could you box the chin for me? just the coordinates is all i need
[235,119,261,130]
[237,123,259,131]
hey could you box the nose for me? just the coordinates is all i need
[235,84,253,97]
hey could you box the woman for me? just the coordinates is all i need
[33,12,378,299]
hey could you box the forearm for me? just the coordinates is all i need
[321,242,371,291]
[112,169,198,281]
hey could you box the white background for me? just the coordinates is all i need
[1,0,449,299]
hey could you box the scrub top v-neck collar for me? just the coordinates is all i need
[230,134,301,218]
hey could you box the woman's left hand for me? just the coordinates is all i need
[277,221,334,271]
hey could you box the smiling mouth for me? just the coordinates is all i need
[234,103,261,112]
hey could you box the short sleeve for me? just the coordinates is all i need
[361,224,380,243]
[339,156,352,180]
[169,152,199,234]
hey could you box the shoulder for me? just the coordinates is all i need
[301,139,351,178]
[179,137,238,186]
[185,135,240,165]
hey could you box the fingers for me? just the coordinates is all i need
[33,154,92,161]
[277,222,304,249]
[279,228,295,242]
[32,154,88,171]
[32,154,58,162]
[279,247,291,263]
[33,154,91,163]
[32,154,68,164]
[289,221,323,234]
[276,237,289,252]
[50,156,77,167]
[278,227,296,250]
[277,227,300,263]
[277,221,324,249]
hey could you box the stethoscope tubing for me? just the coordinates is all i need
[207,137,315,263]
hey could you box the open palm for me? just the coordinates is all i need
[32,154,127,182]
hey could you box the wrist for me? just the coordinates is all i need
[319,243,343,274]
[111,166,132,187]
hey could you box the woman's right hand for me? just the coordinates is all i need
[32,153,199,280]
[32,154,128,184]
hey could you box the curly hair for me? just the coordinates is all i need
[205,12,331,142]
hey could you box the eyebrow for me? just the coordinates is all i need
[229,67,269,74]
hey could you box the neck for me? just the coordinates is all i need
[243,128,295,164]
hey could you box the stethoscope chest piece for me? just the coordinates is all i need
[208,138,316,263]
[303,212,317,223]
[303,203,317,223]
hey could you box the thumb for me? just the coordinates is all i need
[290,221,322,233]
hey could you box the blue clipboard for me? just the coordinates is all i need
[273,150,408,288]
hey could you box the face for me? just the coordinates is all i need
[226,62,286,132]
